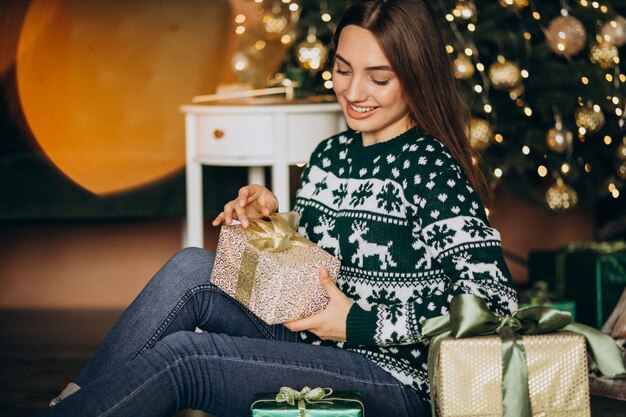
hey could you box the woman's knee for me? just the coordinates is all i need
[170,247,215,269]
[149,248,216,292]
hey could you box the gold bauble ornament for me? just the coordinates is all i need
[590,41,618,69]
[546,127,573,153]
[617,161,626,179]
[545,177,578,212]
[453,54,475,80]
[600,15,626,47]
[488,57,522,91]
[263,12,289,40]
[545,15,587,57]
[468,118,493,150]
[453,1,477,22]
[616,139,626,161]
[574,103,605,134]
[296,37,329,71]
[498,0,529,10]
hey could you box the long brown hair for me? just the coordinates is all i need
[334,0,492,209]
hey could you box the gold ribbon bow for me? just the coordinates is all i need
[247,213,315,252]
[422,294,626,417]
[275,386,333,417]
[234,213,314,306]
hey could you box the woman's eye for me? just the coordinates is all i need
[371,78,390,86]
[334,68,350,75]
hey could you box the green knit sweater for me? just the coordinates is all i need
[294,127,518,401]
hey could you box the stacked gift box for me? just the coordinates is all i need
[528,241,626,328]
[424,294,626,417]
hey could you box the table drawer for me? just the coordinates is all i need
[193,114,274,159]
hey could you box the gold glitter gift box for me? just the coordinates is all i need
[210,214,341,325]
[430,333,591,417]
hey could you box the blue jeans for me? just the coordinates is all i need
[34,248,429,417]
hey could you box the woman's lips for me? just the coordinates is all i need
[345,102,379,120]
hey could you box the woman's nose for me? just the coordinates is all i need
[344,76,368,103]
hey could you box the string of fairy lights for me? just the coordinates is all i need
[230,0,626,212]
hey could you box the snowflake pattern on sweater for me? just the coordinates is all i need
[294,128,518,402]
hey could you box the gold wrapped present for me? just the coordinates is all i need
[211,213,341,324]
[431,333,590,416]
[423,294,626,417]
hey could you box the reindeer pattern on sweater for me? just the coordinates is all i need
[294,128,518,402]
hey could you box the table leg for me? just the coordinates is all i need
[185,160,204,248]
[184,113,204,248]
[248,166,265,187]
[272,163,290,212]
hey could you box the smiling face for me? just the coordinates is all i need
[332,25,412,145]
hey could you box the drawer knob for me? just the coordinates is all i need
[213,129,224,139]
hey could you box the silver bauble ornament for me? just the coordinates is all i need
[545,15,587,57]
[600,16,626,47]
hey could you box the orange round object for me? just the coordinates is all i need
[17,0,227,194]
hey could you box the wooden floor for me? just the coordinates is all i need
[0,310,623,417]
[0,310,210,417]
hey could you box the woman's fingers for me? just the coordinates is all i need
[233,199,249,227]
[223,201,239,224]
[238,186,252,208]
[257,194,271,216]
[211,212,224,226]
[213,185,277,227]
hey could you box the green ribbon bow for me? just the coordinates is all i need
[422,294,626,417]
[247,213,314,252]
[275,386,333,417]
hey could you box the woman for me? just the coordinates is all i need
[36,1,517,416]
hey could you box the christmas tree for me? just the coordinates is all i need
[232,0,626,229]
[437,1,626,217]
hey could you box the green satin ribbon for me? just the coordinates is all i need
[275,386,333,417]
[422,294,626,417]
[247,213,314,252]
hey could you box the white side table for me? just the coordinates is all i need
[181,101,345,248]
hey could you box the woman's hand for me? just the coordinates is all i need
[212,185,279,228]
[284,269,354,342]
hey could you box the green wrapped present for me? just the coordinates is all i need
[528,241,626,328]
[251,387,364,417]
